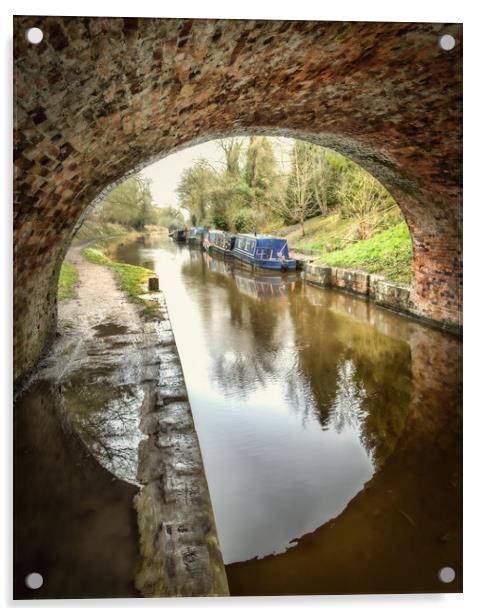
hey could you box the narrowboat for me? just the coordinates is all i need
[220,233,236,255]
[232,234,296,271]
[187,226,205,247]
[171,228,187,242]
[203,230,236,255]
[203,229,222,254]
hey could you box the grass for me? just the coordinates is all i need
[288,214,355,252]
[84,244,161,319]
[268,210,413,284]
[58,261,78,300]
[317,222,413,284]
[73,221,167,244]
[72,221,133,244]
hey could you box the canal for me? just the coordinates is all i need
[112,234,462,595]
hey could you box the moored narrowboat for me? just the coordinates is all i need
[203,229,223,254]
[171,228,187,242]
[187,226,205,247]
[232,234,296,271]
[221,233,237,255]
[203,230,236,256]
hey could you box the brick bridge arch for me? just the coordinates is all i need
[13,16,462,384]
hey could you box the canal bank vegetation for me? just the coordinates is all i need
[74,220,133,243]
[78,136,413,283]
[75,174,183,243]
[175,137,412,283]
[277,212,412,283]
[89,174,177,230]
[84,243,161,319]
[58,261,78,300]
[316,220,412,283]
[175,138,399,235]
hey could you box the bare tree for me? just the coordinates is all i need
[217,138,243,176]
[271,141,318,236]
[312,149,330,217]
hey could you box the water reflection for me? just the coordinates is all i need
[13,379,140,599]
[113,238,419,564]
[62,368,144,485]
[290,285,413,468]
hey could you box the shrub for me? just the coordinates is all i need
[233,208,257,233]
[210,209,230,231]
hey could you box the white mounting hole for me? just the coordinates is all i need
[439,34,456,51]
[26,28,43,45]
[25,572,43,589]
[438,566,455,583]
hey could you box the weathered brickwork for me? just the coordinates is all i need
[13,17,462,383]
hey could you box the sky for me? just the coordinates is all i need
[141,137,294,213]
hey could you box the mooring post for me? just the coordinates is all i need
[148,277,159,292]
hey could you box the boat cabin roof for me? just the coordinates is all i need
[237,234,288,245]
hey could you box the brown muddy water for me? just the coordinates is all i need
[112,235,462,595]
[13,379,141,599]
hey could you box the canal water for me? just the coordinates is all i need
[112,234,462,594]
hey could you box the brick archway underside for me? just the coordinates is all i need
[13,16,462,384]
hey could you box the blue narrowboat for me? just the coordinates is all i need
[204,230,236,256]
[187,226,205,246]
[232,234,296,271]
[203,229,223,254]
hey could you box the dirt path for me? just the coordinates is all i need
[58,244,142,368]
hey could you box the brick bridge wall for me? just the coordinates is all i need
[13,17,462,384]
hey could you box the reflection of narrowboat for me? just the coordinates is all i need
[203,230,236,256]
[205,253,234,276]
[232,234,296,271]
[234,269,297,299]
[187,227,205,247]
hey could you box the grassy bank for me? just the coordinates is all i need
[58,262,78,300]
[72,221,132,244]
[84,241,161,318]
[319,222,413,284]
[74,221,167,244]
[273,214,354,253]
[271,212,413,284]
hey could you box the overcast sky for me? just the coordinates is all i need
[141,137,294,211]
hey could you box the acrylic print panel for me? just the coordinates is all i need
[13,16,462,599]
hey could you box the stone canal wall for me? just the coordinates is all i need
[331,267,371,296]
[303,263,453,332]
[372,278,411,314]
[135,293,229,597]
